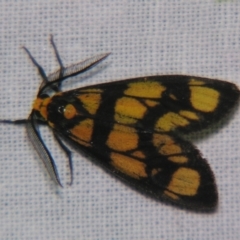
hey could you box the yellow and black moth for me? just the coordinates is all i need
[1,36,239,211]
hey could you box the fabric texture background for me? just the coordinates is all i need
[0,1,240,239]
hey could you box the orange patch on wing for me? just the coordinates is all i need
[131,150,146,159]
[144,99,159,107]
[152,133,174,147]
[189,86,219,112]
[167,167,200,196]
[115,97,147,121]
[164,190,179,200]
[110,152,147,179]
[155,112,189,131]
[179,110,199,120]
[70,118,94,144]
[78,93,101,115]
[189,79,205,85]
[124,81,166,98]
[114,113,138,125]
[78,88,103,93]
[160,144,182,155]
[168,156,188,164]
[106,124,139,152]
[151,168,162,176]
[169,94,177,100]
[152,133,183,157]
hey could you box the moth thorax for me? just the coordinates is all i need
[33,97,51,120]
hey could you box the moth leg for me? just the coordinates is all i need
[54,132,73,186]
[27,112,63,187]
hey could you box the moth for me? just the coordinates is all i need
[1,36,239,211]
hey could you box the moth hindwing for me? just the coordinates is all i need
[2,37,240,211]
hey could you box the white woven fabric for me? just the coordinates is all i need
[0,1,240,239]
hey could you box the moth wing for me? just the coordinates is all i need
[69,129,217,210]
[51,75,239,210]
[85,75,240,134]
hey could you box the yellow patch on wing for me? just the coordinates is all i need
[106,124,139,151]
[155,112,190,131]
[144,99,159,107]
[110,152,147,179]
[168,156,188,164]
[189,84,220,112]
[160,144,182,155]
[189,79,205,85]
[169,94,177,100]
[152,134,181,155]
[64,104,76,119]
[167,167,200,196]
[78,88,103,93]
[151,168,162,176]
[124,81,166,98]
[131,150,146,159]
[152,133,175,147]
[77,93,101,115]
[115,96,147,122]
[70,118,94,145]
[152,134,187,162]
[163,190,179,200]
[114,113,138,125]
[33,97,52,120]
[179,110,199,120]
